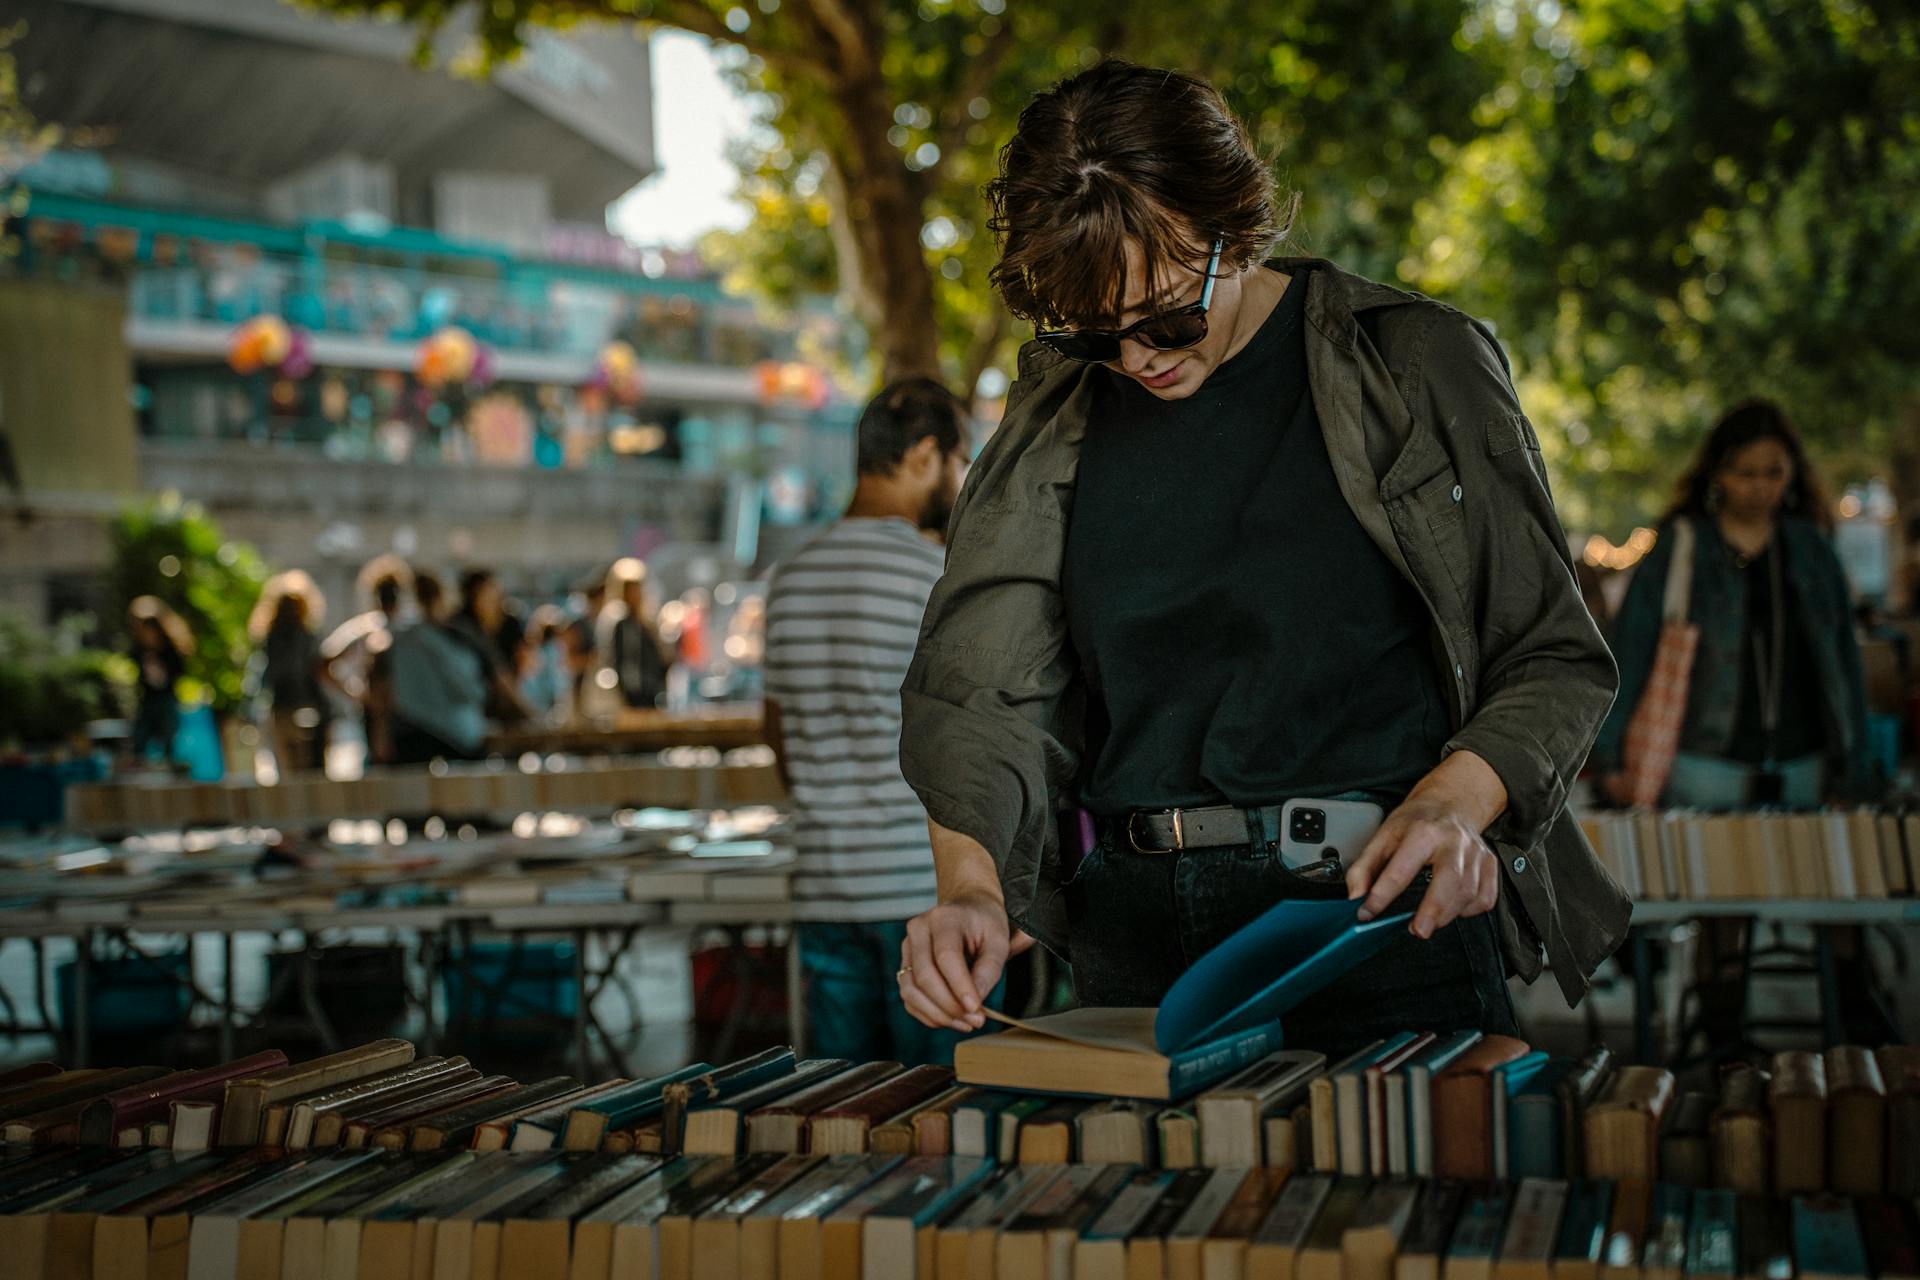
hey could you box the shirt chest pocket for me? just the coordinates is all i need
[1396,464,1472,605]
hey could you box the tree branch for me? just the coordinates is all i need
[558,0,840,86]
[931,18,1015,181]
[803,0,874,82]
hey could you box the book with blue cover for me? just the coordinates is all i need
[1507,1057,1579,1179]
[956,897,1413,1100]
[1488,1051,1553,1178]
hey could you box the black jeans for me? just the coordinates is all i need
[1063,822,1520,1061]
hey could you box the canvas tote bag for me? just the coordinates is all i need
[1619,518,1699,806]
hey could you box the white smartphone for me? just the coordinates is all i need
[1279,797,1385,869]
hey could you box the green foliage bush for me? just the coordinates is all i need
[105,495,269,717]
[0,612,133,746]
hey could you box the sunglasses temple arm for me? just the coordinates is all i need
[1199,238,1224,309]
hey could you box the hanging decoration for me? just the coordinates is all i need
[590,340,645,406]
[414,326,476,388]
[754,360,830,410]
[227,315,313,379]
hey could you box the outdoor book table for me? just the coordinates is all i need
[0,888,801,1082]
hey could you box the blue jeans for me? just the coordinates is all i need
[1064,821,1519,1062]
[797,920,1004,1067]
[1666,752,1823,811]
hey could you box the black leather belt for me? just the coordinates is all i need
[1123,803,1285,852]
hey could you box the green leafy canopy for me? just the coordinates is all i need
[298,0,1920,535]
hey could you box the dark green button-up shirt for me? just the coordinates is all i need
[900,258,1630,1006]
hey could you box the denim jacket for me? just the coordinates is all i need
[899,259,1631,1007]
[1592,512,1878,798]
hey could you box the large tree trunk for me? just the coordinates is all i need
[826,69,942,382]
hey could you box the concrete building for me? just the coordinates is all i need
[2,0,857,627]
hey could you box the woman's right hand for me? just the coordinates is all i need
[897,893,1026,1031]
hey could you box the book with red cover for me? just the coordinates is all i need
[0,1066,171,1145]
[0,1068,135,1125]
[0,1063,63,1096]
[806,1064,956,1154]
[745,1062,902,1153]
[76,1051,288,1147]
[1429,1034,1530,1180]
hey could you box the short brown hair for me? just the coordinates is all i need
[986,60,1295,329]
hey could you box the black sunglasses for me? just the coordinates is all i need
[1035,239,1225,363]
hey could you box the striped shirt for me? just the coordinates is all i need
[764,516,944,921]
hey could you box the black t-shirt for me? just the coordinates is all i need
[1062,268,1450,815]
[1727,541,1827,764]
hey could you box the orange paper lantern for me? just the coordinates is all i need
[227,315,293,374]
[416,327,478,388]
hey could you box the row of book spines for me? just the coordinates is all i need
[1580,807,1919,900]
[6,1149,1916,1280]
[62,758,780,831]
[19,1046,1915,1205]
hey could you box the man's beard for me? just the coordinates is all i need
[917,481,956,535]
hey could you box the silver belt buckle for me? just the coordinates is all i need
[1128,808,1184,853]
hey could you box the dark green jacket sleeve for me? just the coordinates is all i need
[897,362,1089,946]
[1419,313,1619,850]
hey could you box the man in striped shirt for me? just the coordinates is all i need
[764,378,996,1065]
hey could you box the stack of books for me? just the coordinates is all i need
[1,1146,1916,1280]
[61,755,785,835]
[1579,808,1919,900]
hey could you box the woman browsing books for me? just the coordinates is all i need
[895,61,1628,1055]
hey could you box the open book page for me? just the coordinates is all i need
[981,1006,1162,1057]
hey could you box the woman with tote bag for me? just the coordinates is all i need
[1594,401,1879,810]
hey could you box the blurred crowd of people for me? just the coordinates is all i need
[122,551,767,777]
[312,556,680,769]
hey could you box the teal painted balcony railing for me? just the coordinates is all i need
[17,190,856,370]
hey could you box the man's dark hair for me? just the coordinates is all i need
[855,377,968,477]
[458,568,496,609]
[413,570,444,614]
[987,59,1296,329]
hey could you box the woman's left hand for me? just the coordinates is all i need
[1344,751,1508,939]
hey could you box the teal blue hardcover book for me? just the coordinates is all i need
[1790,1195,1868,1280]
[1152,897,1414,1052]
[585,1062,716,1126]
[659,1047,797,1151]
[961,898,1412,1100]
[1552,1179,1613,1273]
[1508,1057,1577,1180]
[559,1062,716,1147]
[1687,1189,1738,1278]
